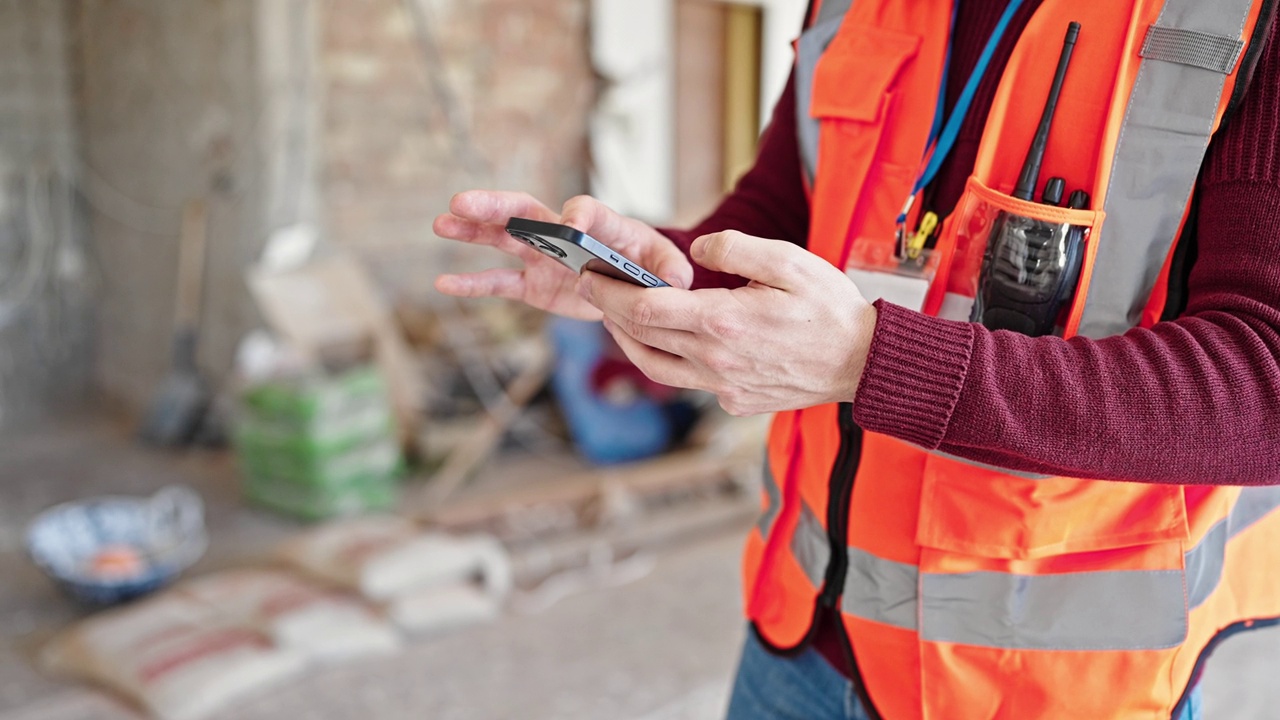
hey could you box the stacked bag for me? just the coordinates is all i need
[234,365,403,520]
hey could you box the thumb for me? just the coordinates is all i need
[645,244,694,290]
[690,231,810,290]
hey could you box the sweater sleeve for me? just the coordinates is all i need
[852,19,1280,486]
[658,73,811,290]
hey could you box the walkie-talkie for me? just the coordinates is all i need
[971,22,1087,337]
[1012,23,1079,201]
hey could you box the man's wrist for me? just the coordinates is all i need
[844,300,879,402]
[851,300,975,449]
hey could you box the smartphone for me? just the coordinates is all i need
[505,217,670,288]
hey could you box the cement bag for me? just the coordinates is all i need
[41,593,304,720]
[277,516,512,601]
[386,582,502,635]
[176,569,400,662]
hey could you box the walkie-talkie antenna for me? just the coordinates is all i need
[1012,21,1080,201]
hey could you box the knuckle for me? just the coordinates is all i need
[622,318,647,343]
[631,300,655,327]
[711,230,741,258]
[701,350,732,374]
[706,315,741,340]
[775,256,803,279]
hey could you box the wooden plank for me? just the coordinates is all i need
[421,441,761,532]
[414,345,553,512]
[507,494,759,591]
[723,4,762,190]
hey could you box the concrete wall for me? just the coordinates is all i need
[74,0,274,410]
[0,0,94,428]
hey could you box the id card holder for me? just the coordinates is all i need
[846,266,932,311]
[845,210,946,313]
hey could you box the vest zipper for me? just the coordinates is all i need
[818,402,882,720]
[820,402,861,609]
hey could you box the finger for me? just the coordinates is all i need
[600,312,697,358]
[560,195,634,247]
[603,318,706,390]
[434,269,528,300]
[433,214,548,264]
[690,230,812,290]
[640,243,695,291]
[578,273,704,331]
[594,235,694,293]
[450,190,558,224]
[560,196,696,290]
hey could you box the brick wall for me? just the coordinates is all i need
[10,0,594,416]
[319,0,594,297]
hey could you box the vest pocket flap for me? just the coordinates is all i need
[810,26,920,122]
[917,452,1189,560]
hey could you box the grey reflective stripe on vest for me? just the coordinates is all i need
[920,568,1188,650]
[813,0,853,25]
[841,551,1186,649]
[836,489,1280,649]
[791,501,831,586]
[1185,518,1227,611]
[1187,485,1280,609]
[1078,0,1255,338]
[756,454,782,537]
[842,548,919,630]
[795,0,852,185]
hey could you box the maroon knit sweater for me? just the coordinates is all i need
[662,1,1280,487]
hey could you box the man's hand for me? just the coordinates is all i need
[434,191,694,320]
[578,230,878,416]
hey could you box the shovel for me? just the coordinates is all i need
[140,200,211,446]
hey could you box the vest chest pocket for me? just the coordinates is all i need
[917,451,1189,560]
[809,25,918,123]
[933,176,1106,329]
[800,21,923,268]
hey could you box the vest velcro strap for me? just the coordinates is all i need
[1140,25,1245,74]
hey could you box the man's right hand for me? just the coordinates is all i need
[433,191,694,320]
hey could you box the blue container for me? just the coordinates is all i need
[25,487,207,605]
[548,318,672,465]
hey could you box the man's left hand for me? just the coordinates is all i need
[577,230,879,416]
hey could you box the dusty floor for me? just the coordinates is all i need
[2,417,1279,719]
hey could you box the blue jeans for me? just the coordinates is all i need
[725,629,1204,720]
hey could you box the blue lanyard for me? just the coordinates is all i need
[899,0,1027,224]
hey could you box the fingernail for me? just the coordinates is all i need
[690,237,706,261]
[577,276,591,299]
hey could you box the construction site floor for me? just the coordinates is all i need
[1,416,1278,719]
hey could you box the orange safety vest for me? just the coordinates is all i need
[743,1,1280,719]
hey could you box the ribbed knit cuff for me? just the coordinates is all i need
[853,300,975,449]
